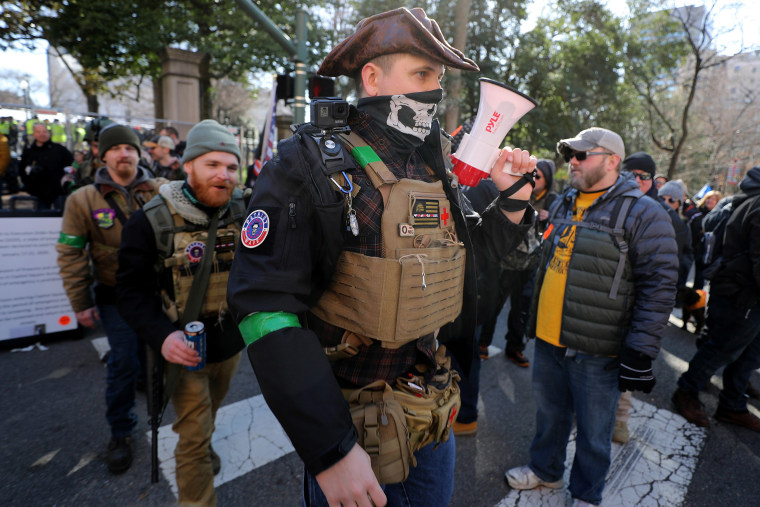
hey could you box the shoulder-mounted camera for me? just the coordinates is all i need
[310,97,349,132]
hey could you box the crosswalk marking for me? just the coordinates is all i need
[496,398,707,506]
[148,394,294,497]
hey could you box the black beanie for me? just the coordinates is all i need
[622,151,656,177]
[536,159,555,191]
[98,124,141,161]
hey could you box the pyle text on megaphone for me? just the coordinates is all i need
[451,78,538,187]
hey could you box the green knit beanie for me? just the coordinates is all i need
[183,119,241,163]
[98,124,141,161]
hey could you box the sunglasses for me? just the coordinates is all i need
[562,150,614,163]
[665,197,680,204]
[633,172,653,181]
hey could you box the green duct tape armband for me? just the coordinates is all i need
[58,233,87,248]
[238,311,302,346]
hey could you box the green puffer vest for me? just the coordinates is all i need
[530,194,637,356]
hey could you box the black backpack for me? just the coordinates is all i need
[701,194,749,280]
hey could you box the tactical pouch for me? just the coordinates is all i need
[341,349,461,484]
[393,353,461,452]
[345,381,411,485]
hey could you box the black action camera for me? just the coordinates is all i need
[310,97,349,130]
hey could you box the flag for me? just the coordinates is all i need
[694,184,711,200]
[254,77,278,177]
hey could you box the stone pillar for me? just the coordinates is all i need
[156,48,207,139]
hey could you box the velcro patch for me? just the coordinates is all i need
[411,198,440,228]
[242,210,271,248]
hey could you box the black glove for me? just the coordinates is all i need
[618,348,656,393]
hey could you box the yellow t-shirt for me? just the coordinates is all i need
[535,190,606,346]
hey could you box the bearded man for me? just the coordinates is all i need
[506,127,678,506]
[117,120,246,506]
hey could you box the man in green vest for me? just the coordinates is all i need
[506,127,678,506]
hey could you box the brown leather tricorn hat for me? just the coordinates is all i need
[318,7,480,77]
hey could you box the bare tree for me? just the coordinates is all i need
[625,0,746,179]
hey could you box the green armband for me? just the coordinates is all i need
[58,233,87,248]
[238,311,302,346]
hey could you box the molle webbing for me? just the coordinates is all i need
[311,133,466,348]
[144,194,244,322]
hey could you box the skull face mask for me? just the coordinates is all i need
[358,89,443,152]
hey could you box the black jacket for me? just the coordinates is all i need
[710,167,760,306]
[226,108,533,475]
[116,207,244,364]
[20,140,73,205]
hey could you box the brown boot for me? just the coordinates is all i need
[715,407,760,432]
[672,389,709,427]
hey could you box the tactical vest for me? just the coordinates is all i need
[310,132,467,349]
[144,188,246,323]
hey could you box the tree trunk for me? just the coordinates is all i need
[86,93,99,115]
[444,0,473,133]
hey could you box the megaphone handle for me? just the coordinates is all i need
[497,161,522,177]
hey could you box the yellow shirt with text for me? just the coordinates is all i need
[535,190,606,346]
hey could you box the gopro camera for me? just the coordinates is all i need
[310,97,349,130]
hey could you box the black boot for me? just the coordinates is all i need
[107,436,133,474]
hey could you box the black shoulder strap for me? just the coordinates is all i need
[143,194,177,270]
[94,183,130,226]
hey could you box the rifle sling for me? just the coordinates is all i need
[162,212,220,409]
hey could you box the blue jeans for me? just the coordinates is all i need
[99,304,140,438]
[303,431,456,507]
[454,326,481,424]
[678,294,760,412]
[528,339,619,505]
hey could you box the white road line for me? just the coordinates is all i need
[147,394,294,497]
[90,336,110,361]
[496,398,708,506]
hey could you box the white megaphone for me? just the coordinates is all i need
[452,78,538,187]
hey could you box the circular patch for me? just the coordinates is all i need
[242,210,270,248]
[185,241,205,263]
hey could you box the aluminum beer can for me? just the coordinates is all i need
[184,321,206,371]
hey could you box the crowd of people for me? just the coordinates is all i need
[2,6,758,507]
[0,116,188,210]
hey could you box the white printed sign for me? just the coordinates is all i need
[0,217,77,342]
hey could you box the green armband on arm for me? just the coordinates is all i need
[238,311,302,346]
[58,233,87,248]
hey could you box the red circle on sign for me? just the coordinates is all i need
[59,315,71,326]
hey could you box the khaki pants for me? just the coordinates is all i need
[172,353,241,507]
[616,390,632,423]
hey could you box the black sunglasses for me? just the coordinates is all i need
[562,150,614,163]
[633,172,653,181]
[665,197,680,204]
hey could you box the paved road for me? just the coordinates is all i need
[1,306,759,506]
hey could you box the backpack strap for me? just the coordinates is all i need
[550,194,637,300]
[143,194,176,271]
[606,196,636,300]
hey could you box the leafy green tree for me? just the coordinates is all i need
[507,0,635,159]
[1,0,334,114]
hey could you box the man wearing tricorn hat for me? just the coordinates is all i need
[228,7,537,506]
